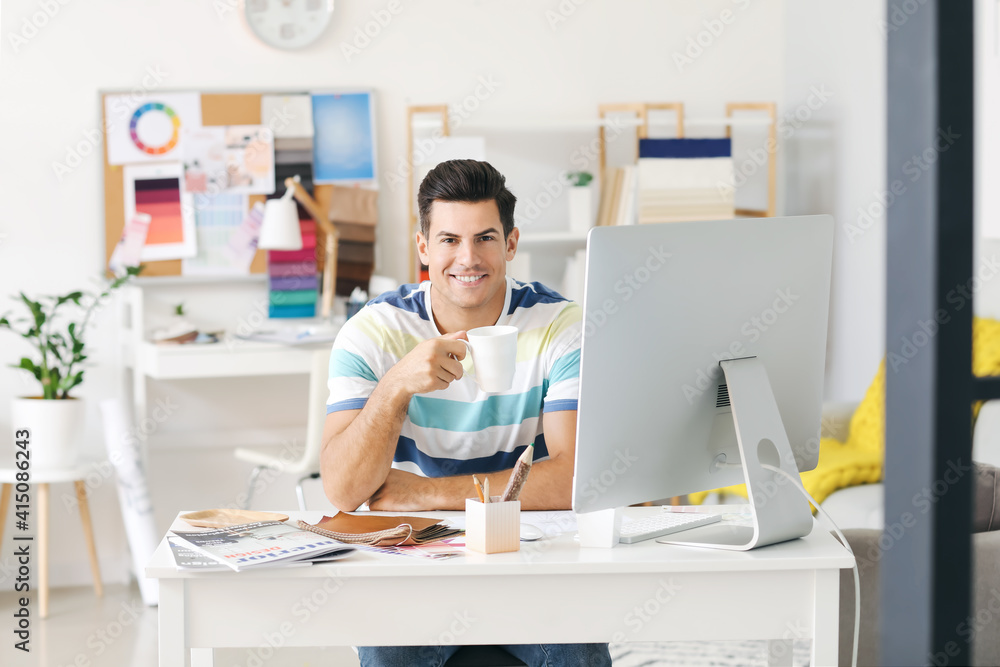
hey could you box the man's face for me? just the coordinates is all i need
[416,200,518,323]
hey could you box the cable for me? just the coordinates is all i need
[761,463,860,667]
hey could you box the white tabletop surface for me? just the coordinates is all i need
[147,507,855,579]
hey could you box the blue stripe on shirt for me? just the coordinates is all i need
[549,349,581,384]
[542,398,577,413]
[329,349,378,382]
[327,398,368,413]
[507,281,568,315]
[407,386,543,432]
[367,282,430,321]
[394,435,549,477]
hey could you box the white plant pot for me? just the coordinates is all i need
[568,186,595,233]
[10,397,83,471]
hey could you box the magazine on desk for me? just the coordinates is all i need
[169,521,357,572]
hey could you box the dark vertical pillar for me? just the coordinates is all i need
[883,1,974,665]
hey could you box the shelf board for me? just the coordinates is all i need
[684,117,775,127]
[410,117,646,131]
[133,273,267,286]
[411,116,772,132]
[516,231,589,248]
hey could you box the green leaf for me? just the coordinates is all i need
[59,371,83,393]
[47,341,65,364]
[55,291,84,307]
[19,293,45,329]
[14,358,41,380]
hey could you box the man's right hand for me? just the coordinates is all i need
[382,331,470,397]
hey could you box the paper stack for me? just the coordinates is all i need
[637,139,736,224]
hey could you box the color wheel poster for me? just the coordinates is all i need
[123,163,197,261]
[104,92,202,165]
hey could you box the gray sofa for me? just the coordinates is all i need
[837,462,1000,666]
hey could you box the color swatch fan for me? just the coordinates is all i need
[123,163,197,261]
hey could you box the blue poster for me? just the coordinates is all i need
[311,91,376,183]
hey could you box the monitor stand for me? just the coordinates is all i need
[659,356,814,551]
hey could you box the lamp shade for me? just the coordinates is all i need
[258,195,303,250]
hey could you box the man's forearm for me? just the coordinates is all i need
[428,456,574,510]
[322,380,411,510]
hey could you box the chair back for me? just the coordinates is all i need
[302,346,334,472]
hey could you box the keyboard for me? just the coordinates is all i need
[618,512,722,544]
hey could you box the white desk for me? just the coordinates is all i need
[147,508,854,667]
[119,285,339,430]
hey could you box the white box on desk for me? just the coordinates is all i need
[465,498,520,554]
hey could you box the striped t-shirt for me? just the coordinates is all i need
[326,276,582,478]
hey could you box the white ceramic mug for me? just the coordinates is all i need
[461,325,518,393]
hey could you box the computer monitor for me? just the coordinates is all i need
[571,215,835,550]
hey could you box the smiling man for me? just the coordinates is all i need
[320,159,610,667]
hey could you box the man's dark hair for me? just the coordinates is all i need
[417,159,516,239]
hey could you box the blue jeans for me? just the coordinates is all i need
[358,643,612,667]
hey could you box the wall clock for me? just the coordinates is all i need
[244,0,335,50]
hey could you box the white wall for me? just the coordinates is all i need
[975,0,1000,313]
[783,0,888,401]
[0,0,790,585]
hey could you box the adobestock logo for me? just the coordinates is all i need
[672,0,753,73]
[583,245,672,337]
[579,448,639,504]
[339,0,406,63]
[682,288,799,404]
[7,0,74,54]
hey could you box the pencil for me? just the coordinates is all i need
[473,475,485,503]
[501,444,535,502]
[483,477,490,503]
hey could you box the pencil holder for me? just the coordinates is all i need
[465,497,520,554]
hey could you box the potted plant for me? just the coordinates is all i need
[1,266,142,470]
[566,171,595,233]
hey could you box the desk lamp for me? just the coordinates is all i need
[258,175,340,318]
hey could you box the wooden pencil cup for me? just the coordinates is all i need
[465,497,520,554]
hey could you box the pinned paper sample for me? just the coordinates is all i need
[181,127,226,194]
[261,94,314,138]
[224,201,265,272]
[104,92,202,165]
[123,163,197,261]
[312,91,376,183]
[181,193,251,276]
[182,125,275,195]
[223,125,276,194]
[108,213,151,276]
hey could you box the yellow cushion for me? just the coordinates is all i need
[689,317,1000,507]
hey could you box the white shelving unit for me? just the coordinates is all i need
[406,101,778,283]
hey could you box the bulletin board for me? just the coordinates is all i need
[100,91,341,279]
